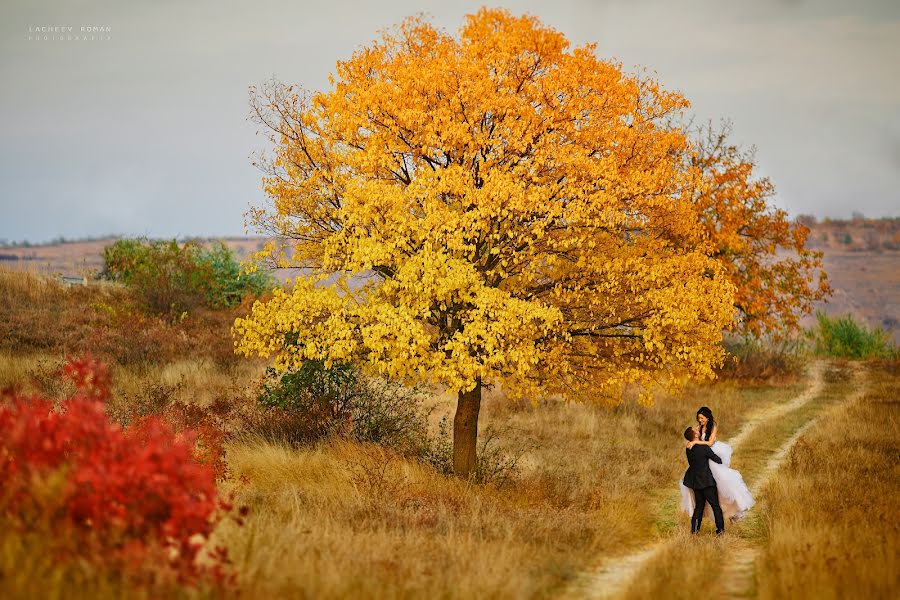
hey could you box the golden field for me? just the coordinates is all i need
[0,267,897,599]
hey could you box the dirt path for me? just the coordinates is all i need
[726,361,826,449]
[564,361,830,600]
[715,363,866,600]
[718,543,758,599]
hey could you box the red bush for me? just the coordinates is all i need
[0,355,239,588]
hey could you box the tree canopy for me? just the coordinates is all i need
[233,8,821,474]
[689,122,830,339]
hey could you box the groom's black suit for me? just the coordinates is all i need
[683,445,725,534]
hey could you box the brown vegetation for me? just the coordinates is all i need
[0,267,256,368]
[1,265,896,598]
[755,361,900,599]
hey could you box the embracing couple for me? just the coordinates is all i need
[679,406,755,535]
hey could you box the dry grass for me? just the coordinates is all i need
[217,440,586,599]
[755,361,900,599]
[725,363,855,484]
[620,533,731,600]
[5,267,891,598]
[0,350,265,416]
[0,266,254,368]
[0,349,800,598]
[200,380,799,599]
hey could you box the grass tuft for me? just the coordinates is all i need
[808,311,897,359]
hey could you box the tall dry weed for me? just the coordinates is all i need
[755,362,900,599]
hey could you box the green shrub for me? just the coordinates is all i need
[256,361,528,483]
[101,238,274,315]
[256,360,432,455]
[102,238,208,315]
[807,311,897,359]
[197,241,273,308]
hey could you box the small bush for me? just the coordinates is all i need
[110,378,187,426]
[255,362,526,484]
[807,311,897,359]
[199,241,274,308]
[101,238,210,316]
[255,360,432,455]
[420,415,455,475]
[341,444,411,504]
[25,356,77,402]
[423,416,525,486]
[472,425,527,487]
[718,335,806,380]
[101,238,274,316]
[0,356,239,591]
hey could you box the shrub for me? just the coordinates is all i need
[110,378,187,426]
[101,238,274,315]
[255,361,527,483]
[419,415,455,475]
[341,444,412,504]
[199,241,274,308]
[255,360,432,455]
[808,311,897,359]
[422,416,525,486]
[718,335,806,380]
[0,356,239,591]
[101,238,210,316]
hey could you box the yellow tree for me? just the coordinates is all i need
[234,9,736,476]
[689,122,831,339]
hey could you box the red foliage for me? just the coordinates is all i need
[61,354,112,403]
[162,397,232,481]
[0,355,240,588]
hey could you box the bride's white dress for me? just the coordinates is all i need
[680,440,755,521]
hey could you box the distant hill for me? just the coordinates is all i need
[801,216,900,252]
[0,236,270,278]
[2,223,898,343]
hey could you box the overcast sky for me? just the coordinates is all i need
[1,0,898,243]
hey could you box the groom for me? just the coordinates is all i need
[683,427,726,535]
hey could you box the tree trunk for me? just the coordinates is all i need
[453,379,482,479]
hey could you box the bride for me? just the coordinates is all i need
[679,406,755,521]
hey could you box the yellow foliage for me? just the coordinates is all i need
[235,8,738,402]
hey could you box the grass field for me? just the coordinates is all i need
[0,349,800,599]
[0,267,897,599]
[754,360,899,599]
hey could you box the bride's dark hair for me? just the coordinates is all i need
[696,406,715,440]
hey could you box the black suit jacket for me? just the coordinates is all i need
[682,445,722,490]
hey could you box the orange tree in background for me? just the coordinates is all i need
[234,8,739,476]
[689,121,830,339]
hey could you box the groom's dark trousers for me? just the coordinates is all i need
[691,485,725,534]
[683,445,726,534]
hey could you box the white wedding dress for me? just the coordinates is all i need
[680,435,755,521]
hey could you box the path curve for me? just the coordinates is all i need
[564,360,829,600]
[726,360,826,450]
